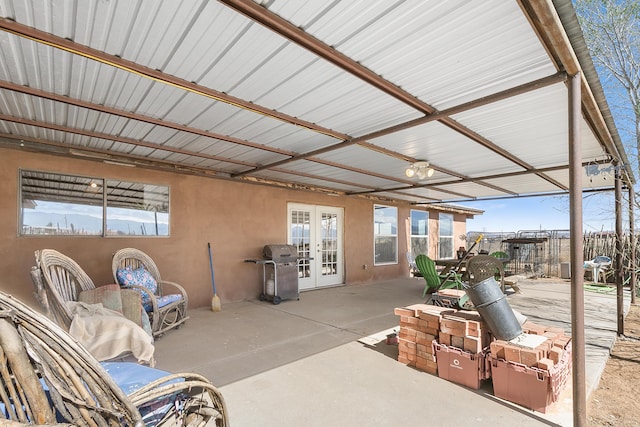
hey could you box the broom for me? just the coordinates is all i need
[208,242,221,312]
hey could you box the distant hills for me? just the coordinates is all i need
[22,211,168,236]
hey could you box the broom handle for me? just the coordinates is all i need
[208,242,217,294]
[440,234,484,285]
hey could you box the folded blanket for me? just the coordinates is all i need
[68,301,155,365]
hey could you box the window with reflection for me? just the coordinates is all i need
[20,170,169,237]
[410,210,429,257]
[106,180,169,236]
[438,213,454,259]
[374,205,398,265]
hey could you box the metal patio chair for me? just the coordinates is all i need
[112,248,189,337]
[466,254,506,293]
[0,291,228,426]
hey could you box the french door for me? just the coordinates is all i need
[288,203,344,291]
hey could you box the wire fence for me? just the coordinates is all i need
[463,229,622,278]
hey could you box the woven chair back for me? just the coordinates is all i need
[34,249,97,329]
[0,291,142,426]
[112,248,163,283]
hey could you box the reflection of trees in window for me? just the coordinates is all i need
[20,170,169,237]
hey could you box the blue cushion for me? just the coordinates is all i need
[116,267,158,307]
[102,362,184,427]
[156,294,182,309]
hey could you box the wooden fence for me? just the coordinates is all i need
[466,230,637,284]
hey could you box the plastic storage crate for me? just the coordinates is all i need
[433,342,489,390]
[489,342,572,413]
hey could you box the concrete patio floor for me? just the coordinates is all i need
[152,277,628,426]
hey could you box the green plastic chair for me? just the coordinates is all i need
[489,251,510,261]
[414,255,464,297]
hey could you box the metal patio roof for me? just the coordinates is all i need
[0,0,634,205]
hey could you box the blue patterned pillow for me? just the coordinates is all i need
[116,267,158,308]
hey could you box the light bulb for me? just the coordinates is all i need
[427,168,434,177]
[405,167,416,178]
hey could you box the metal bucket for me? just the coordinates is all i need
[464,277,523,341]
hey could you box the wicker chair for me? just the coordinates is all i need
[112,248,189,337]
[0,291,228,426]
[466,254,506,293]
[31,249,154,364]
[31,248,97,330]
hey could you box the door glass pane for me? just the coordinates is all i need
[291,210,311,278]
[439,213,454,259]
[321,213,338,276]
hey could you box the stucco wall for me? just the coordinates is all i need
[0,147,469,310]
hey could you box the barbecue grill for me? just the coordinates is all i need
[244,244,307,304]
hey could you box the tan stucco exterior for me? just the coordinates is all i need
[0,147,474,309]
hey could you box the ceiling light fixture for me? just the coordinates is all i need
[405,161,434,180]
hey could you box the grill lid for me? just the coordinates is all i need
[263,244,299,261]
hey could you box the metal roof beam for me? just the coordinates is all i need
[0,17,348,141]
[220,0,568,190]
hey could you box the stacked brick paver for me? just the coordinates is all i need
[393,302,572,412]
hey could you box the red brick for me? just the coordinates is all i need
[398,354,415,366]
[421,305,456,316]
[463,335,482,354]
[438,332,451,346]
[504,345,521,363]
[394,307,415,317]
[400,316,419,325]
[451,335,465,349]
[548,346,564,364]
[520,348,541,367]
[522,321,546,335]
[554,336,571,349]
[490,340,506,359]
[537,357,554,370]
[542,331,558,344]
[398,338,416,349]
[440,317,467,336]
[415,319,429,332]
[416,334,436,346]
[418,311,442,323]
[423,326,439,336]
[545,326,565,337]
[398,329,416,341]
[405,303,436,317]
[415,356,438,374]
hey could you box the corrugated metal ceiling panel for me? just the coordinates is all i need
[280,158,404,189]
[481,174,566,196]
[263,0,556,109]
[0,0,632,207]
[367,120,522,177]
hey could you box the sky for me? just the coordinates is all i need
[458,191,621,233]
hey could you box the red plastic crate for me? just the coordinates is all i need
[489,342,572,413]
[433,342,488,390]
